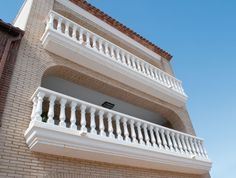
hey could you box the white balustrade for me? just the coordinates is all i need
[30,87,208,160]
[45,11,186,97]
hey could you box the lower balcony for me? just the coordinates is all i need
[24,87,211,174]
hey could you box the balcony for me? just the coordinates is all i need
[25,87,211,174]
[41,11,187,107]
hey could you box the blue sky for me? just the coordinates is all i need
[1,0,236,177]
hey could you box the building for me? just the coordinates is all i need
[0,0,212,177]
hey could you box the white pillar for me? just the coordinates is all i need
[129,120,137,144]
[122,117,130,142]
[70,101,77,130]
[59,98,67,127]
[47,95,56,124]
[34,92,45,122]
[98,110,105,136]
[149,125,157,148]
[89,107,96,134]
[136,121,144,145]
[80,104,87,132]
[107,113,114,138]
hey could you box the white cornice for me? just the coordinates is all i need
[56,0,163,62]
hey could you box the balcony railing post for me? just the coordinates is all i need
[136,121,145,145]
[47,95,56,124]
[98,110,105,136]
[31,96,37,120]
[154,127,163,149]
[89,107,96,134]
[78,27,84,44]
[176,133,184,154]
[115,115,122,141]
[85,31,91,48]
[59,98,67,127]
[65,21,70,37]
[80,104,87,132]
[107,113,114,138]
[160,128,168,150]
[193,138,200,156]
[72,25,77,41]
[57,17,63,33]
[143,123,151,146]
[70,101,77,130]
[46,12,55,31]
[122,117,130,142]
[166,130,174,151]
[129,120,137,144]
[149,125,157,148]
[170,132,178,152]
[185,136,192,155]
[180,134,188,154]
[34,92,45,122]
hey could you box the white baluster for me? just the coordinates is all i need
[197,140,205,157]
[140,62,146,74]
[65,21,70,36]
[78,27,84,44]
[110,45,115,59]
[166,130,174,151]
[98,110,105,136]
[57,17,63,33]
[98,39,103,53]
[126,54,131,67]
[116,49,121,63]
[136,60,141,72]
[46,12,55,30]
[154,127,163,149]
[180,134,188,154]
[80,104,87,132]
[129,120,137,144]
[107,113,114,138]
[153,70,160,81]
[145,64,151,77]
[131,56,136,70]
[115,115,122,140]
[189,137,196,155]
[89,108,96,134]
[31,97,37,120]
[85,31,91,48]
[149,125,157,148]
[47,95,56,124]
[122,117,130,142]
[70,101,77,130]
[143,123,151,146]
[201,140,209,158]
[193,138,201,156]
[185,135,192,154]
[104,42,109,55]
[160,128,168,150]
[72,25,77,41]
[136,121,144,145]
[59,98,67,127]
[121,51,126,65]
[92,35,97,50]
[170,132,178,152]
[34,92,45,122]
[176,133,184,154]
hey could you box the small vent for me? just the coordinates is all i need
[101,101,115,109]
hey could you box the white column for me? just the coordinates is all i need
[136,121,144,145]
[166,130,174,151]
[98,110,105,136]
[129,120,137,144]
[59,98,67,127]
[121,51,126,65]
[149,125,157,148]
[46,12,55,30]
[176,133,184,154]
[189,137,196,155]
[180,134,188,154]
[197,140,205,157]
[107,113,114,138]
[116,49,121,63]
[47,95,56,124]
[131,57,136,70]
[104,42,109,55]
[110,45,115,59]
[31,96,37,120]
[92,35,97,50]
[57,17,63,33]
[78,27,84,44]
[80,104,87,132]
[115,115,122,140]
[122,117,130,142]
[34,92,45,122]
[154,127,163,149]
[126,54,131,67]
[170,132,178,152]
[72,25,77,41]
[89,107,96,134]
[143,123,151,146]
[85,31,91,48]
[145,64,151,77]
[98,39,103,53]
[185,135,192,154]
[65,21,70,36]
[70,101,77,130]
[193,138,201,156]
[160,128,168,150]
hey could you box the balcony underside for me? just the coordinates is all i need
[25,120,210,174]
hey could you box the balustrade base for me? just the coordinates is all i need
[25,120,211,175]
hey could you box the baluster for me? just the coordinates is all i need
[185,135,192,154]
[116,49,121,63]
[150,68,155,79]
[193,138,201,156]
[98,39,103,53]
[136,122,144,145]
[98,110,105,136]
[136,60,141,72]
[47,95,56,124]
[59,98,67,127]
[107,113,114,138]
[80,104,87,132]
[34,92,45,121]
[160,128,168,150]
[176,133,184,154]
[166,130,174,151]
[121,51,126,65]
[153,70,160,81]
[145,64,151,77]
[149,125,157,148]
[140,62,146,75]
[110,45,115,59]
[85,31,91,48]
[189,137,196,155]
[129,120,137,143]
[46,12,55,30]
[72,25,77,41]
[131,56,137,70]
[92,35,97,50]
[78,27,84,44]
[122,117,130,142]
[115,115,122,140]
[65,21,70,36]
[197,140,205,157]
[201,140,208,158]
[89,108,96,134]
[126,54,131,67]
[104,42,109,55]
[57,17,63,33]
[154,127,163,149]
[180,134,188,154]
[70,101,77,129]
[143,123,151,146]
[170,132,178,152]
[31,97,37,120]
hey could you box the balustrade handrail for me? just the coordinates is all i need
[44,10,187,97]
[32,87,201,141]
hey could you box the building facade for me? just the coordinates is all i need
[0,0,212,177]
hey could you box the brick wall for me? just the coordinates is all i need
[0,0,208,177]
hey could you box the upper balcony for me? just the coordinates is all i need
[25,87,211,175]
[41,11,187,107]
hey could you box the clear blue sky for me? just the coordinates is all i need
[1,0,236,177]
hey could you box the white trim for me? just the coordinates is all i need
[56,0,164,62]
[24,121,212,174]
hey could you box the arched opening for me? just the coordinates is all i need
[40,65,188,132]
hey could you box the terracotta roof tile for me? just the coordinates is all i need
[0,19,24,36]
[70,0,173,60]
